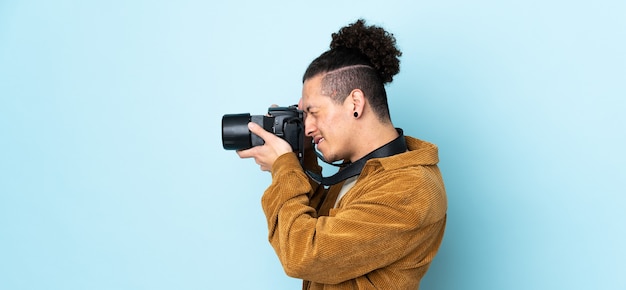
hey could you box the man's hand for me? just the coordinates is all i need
[236,122,293,172]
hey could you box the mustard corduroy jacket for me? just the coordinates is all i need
[262,136,447,289]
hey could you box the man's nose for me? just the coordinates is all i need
[304,118,316,136]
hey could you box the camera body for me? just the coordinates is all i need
[222,105,305,155]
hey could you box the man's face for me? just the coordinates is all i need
[301,75,354,163]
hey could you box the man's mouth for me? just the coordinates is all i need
[314,137,325,145]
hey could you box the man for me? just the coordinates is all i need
[237,19,447,289]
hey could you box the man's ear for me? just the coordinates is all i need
[349,89,365,117]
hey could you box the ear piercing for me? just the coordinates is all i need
[354,112,359,118]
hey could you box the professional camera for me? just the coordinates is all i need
[222,105,305,158]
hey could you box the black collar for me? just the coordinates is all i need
[306,128,407,186]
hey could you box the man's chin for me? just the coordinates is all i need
[316,147,332,163]
[322,153,341,164]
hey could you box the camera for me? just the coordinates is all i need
[222,105,305,157]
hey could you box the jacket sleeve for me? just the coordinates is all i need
[261,153,447,284]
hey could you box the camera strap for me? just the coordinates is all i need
[306,128,407,186]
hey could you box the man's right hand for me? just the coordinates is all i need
[236,122,293,172]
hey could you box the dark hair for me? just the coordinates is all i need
[302,19,402,122]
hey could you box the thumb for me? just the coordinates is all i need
[248,122,273,140]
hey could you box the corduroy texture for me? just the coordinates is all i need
[262,136,447,289]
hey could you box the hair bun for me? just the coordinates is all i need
[330,19,402,83]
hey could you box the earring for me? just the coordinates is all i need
[353,112,359,118]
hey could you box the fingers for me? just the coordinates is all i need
[237,148,270,171]
[236,121,294,173]
[236,147,256,159]
[236,143,273,172]
[247,122,274,141]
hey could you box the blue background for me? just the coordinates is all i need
[1,1,624,289]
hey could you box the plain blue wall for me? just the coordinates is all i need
[1,1,624,289]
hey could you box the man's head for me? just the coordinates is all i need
[300,19,402,163]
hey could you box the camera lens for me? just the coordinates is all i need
[222,113,252,150]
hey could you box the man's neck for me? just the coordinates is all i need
[350,124,399,162]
